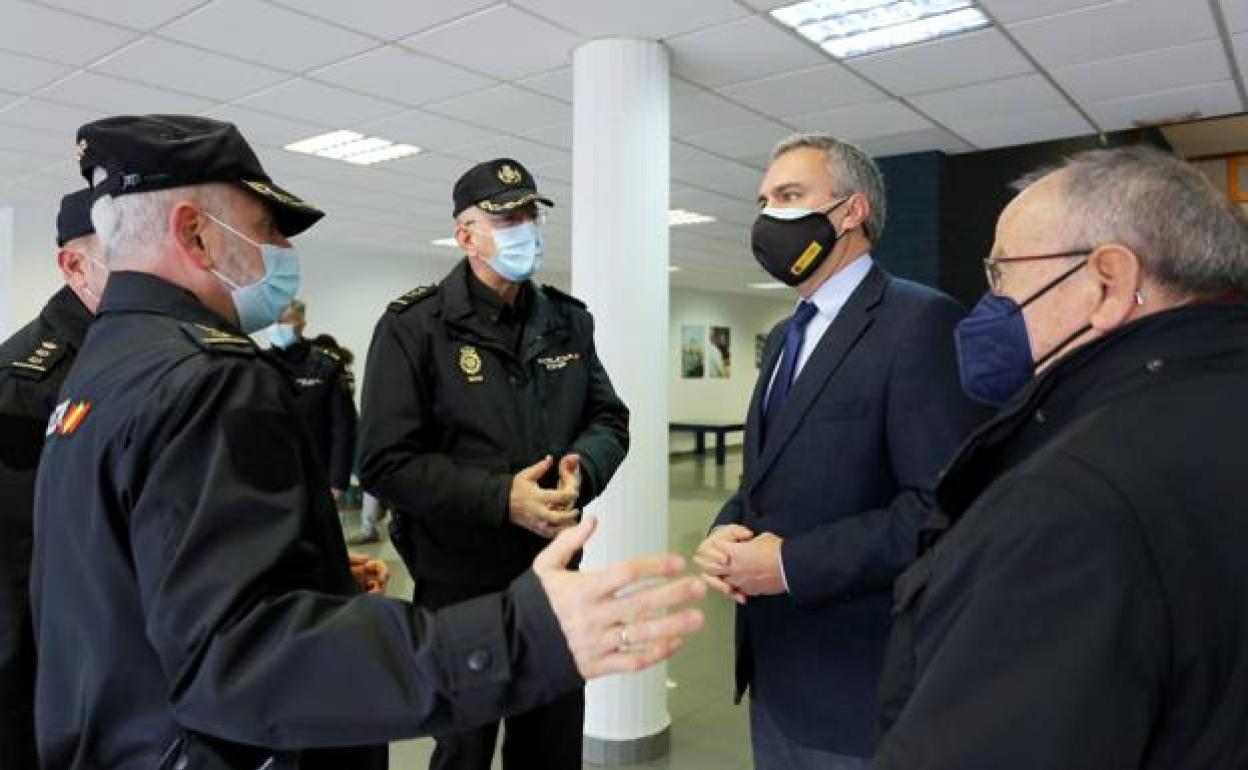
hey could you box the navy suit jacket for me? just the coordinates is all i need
[713,264,990,756]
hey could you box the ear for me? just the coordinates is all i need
[170,202,211,268]
[455,220,477,257]
[1087,243,1143,333]
[56,247,87,287]
[838,193,869,234]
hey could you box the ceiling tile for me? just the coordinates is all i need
[786,99,933,141]
[1008,0,1217,68]
[380,151,479,184]
[847,28,1033,96]
[199,105,325,149]
[977,0,1119,24]
[402,6,581,81]
[0,1,136,66]
[442,136,567,168]
[0,98,104,135]
[516,122,573,149]
[856,127,974,158]
[909,74,1067,127]
[682,120,794,160]
[1052,38,1231,105]
[268,0,498,40]
[38,0,210,31]
[673,90,768,137]
[512,0,748,39]
[1085,80,1244,131]
[667,16,827,88]
[738,0,796,10]
[37,71,214,114]
[1224,0,1248,33]
[671,143,763,197]
[357,109,495,152]
[315,46,494,107]
[0,146,61,175]
[530,157,572,182]
[951,105,1094,149]
[425,85,570,132]
[0,50,73,93]
[240,78,403,127]
[516,68,572,103]
[161,0,376,72]
[92,38,290,101]
[717,63,886,118]
[0,121,78,158]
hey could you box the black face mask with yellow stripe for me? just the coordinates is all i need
[750,197,849,286]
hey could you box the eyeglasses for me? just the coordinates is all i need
[983,248,1091,292]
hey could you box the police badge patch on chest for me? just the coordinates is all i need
[459,345,485,383]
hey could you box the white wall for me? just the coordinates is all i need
[4,204,64,336]
[668,286,791,452]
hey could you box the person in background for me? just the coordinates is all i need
[268,300,357,498]
[0,188,106,770]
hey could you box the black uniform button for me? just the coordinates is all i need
[1146,358,1164,374]
[467,649,491,672]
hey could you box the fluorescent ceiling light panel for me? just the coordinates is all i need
[771,0,990,59]
[668,209,717,226]
[431,237,458,247]
[286,130,421,166]
[668,265,682,272]
[748,281,789,290]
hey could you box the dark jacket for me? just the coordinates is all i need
[358,260,629,591]
[713,265,989,756]
[0,286,91,770]
[31,272,581,770]
[874,303,1248,770]
[270,339,357,489]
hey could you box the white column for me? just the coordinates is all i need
[0,207,14,338]
[571,39,672,766]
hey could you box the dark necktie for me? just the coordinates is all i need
[763,300,818,443]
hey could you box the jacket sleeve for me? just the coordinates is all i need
[326,363,358,490]
[127,360,581,749]
[566,317,629,507]
[357,312,512,527]
[781,296,991,607]
[873,461,1166,770]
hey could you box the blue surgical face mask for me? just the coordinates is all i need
[485,221,543,283]
[205,213,301,333]
[268,322,299,349]
[955,259,1090,407]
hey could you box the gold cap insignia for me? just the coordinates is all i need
[459,345,484,382]
[497,164,522,186]
[74,139,88,161]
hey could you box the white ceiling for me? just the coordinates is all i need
[0,0,1245,295]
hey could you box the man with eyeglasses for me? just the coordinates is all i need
[873,145,1248,768]
[359,158,630,770]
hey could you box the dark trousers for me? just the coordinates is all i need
[415,580,585,770]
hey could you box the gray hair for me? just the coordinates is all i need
[89,167,230,266]
[771,132,887,242]
[1018,145,1248,296]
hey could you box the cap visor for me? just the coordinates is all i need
[477,189,554,214]
[241,179,325,237]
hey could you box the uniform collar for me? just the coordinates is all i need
[41,285,93,350]
[97,270,240,332]
[465,260,531,323]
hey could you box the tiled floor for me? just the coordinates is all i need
[345,449,752,769]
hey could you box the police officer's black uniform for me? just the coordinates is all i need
[0,189,95,770]
[358,159,629,770]
[270,338,357,490]
[31,116,581,770]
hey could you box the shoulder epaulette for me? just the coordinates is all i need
[178,322,256,356]
[542,285,586,309]
[5,338,70,381]
[388,285,438,313]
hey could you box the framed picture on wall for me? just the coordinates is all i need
[708,326,730,379]
[681,325,705,378]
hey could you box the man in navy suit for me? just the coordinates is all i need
[695,133,989,769]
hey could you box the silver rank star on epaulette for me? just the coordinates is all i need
[179,322,255,355]
[8,339,66,380]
